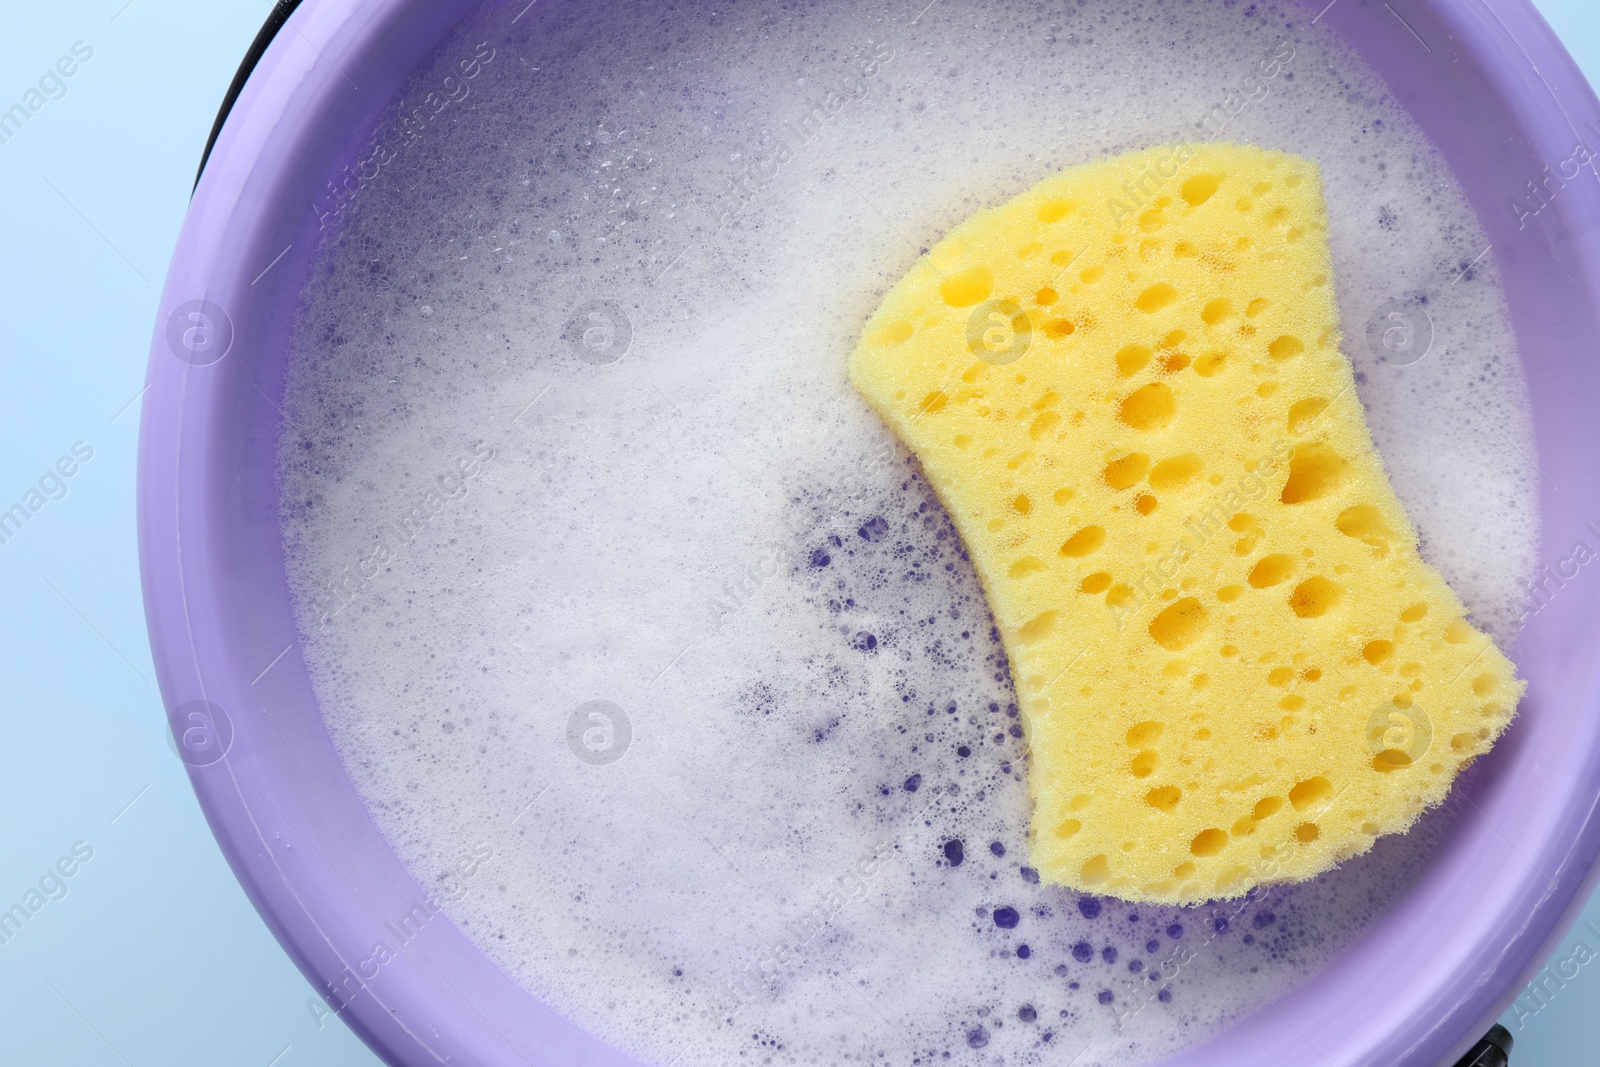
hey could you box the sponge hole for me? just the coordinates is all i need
[1149,453,1204,491]
[1281,443,1348,504]
[870,320,914,346]
[1194,350,1229,377]
[1119,383,1177,431]
[1362,640,1394,665]
[1130,750,1160,777]
[1190,828,1228,856]
[1148,597,1210,651]
[1252,796,1283,820]
[1181,173,1222,206]
[1229,509,1261,531]
[1248,554,1295,589]
[1116,343,1153,377]
[1335,504,1393,558]
[1136,283,1180,313]
[1037,199,1076,223]
[1288,776,1334,811]
[1029,410,1062,441]
[1008,557,1046,578]
[1287,397,1328,434]
[1080,571,1112,594]
[938,265,993,307]
[1126,720,1164,746]
[1289,576,1343,618]
[1060,525,1106,557]
[1267,334,1305,361]
[1018,610,1058,643]
[1201,298,1233,325]
[1145,786,1182,813]
[1103,452,1150,490]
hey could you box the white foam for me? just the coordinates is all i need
[278,0,1537,1063]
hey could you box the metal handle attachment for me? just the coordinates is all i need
[1453,1024,1514,1067]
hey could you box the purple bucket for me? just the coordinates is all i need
[140,0,1600,1064]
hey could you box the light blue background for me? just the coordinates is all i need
[0,1,1595,1064]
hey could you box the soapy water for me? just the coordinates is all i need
[277,0,1537,1063]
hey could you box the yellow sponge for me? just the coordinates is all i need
[848,143,1522,904]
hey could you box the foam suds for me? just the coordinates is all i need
[278,0,1537,1063]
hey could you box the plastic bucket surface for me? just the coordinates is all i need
[141,1,1600,1064]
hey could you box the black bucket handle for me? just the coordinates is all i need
[194,0,305,190]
